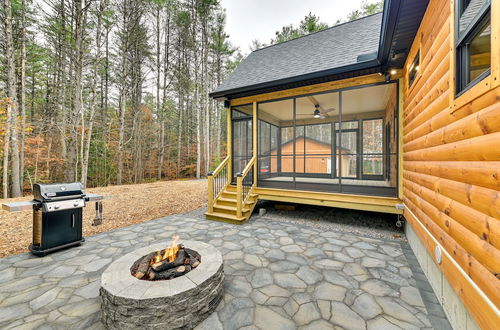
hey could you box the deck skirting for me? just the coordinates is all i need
[253,187,403,214]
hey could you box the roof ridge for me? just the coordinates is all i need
[253,12,383,53]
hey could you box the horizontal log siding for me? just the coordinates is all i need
[403,0,500,326]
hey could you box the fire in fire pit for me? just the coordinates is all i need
[130,235,201,281]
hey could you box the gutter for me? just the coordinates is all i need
[378,0,402,70]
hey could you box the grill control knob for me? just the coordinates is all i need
[54,205,60,210]
[73,201,80,207]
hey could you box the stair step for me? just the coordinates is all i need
[217,197,237,205]
[221,190,258,198]
[218,196,255,204]
[204,211,247,224]
[214,204,251,213]
[206,186,259,224]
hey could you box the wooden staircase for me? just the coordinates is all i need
[205,156,258,224]
[205,185,258,224]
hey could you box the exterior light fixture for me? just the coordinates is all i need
[390,69,397,75]
[313,109,321,119]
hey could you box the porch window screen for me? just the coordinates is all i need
[231,107,253,182]
[362,119,384,177]
[455,0,491,94]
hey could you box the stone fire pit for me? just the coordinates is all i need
[100,241,224,329]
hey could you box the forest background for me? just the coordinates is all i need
[0,0,382,198]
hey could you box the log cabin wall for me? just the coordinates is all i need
[402,0,500,328]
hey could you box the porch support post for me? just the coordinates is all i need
[253,102,258,186]
[227,104,232,182]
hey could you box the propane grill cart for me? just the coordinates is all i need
[2,182,105,256]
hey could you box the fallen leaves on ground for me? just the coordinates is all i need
[0,179,207,258]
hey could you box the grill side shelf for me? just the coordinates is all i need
[85,193,107,202]
[2,200,41,212]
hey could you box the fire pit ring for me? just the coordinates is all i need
[100,240,224,329]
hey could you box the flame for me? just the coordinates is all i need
[152,235,180,264]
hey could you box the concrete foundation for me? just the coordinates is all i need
[405,222,480,330]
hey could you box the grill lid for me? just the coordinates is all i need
[33,182,85,202]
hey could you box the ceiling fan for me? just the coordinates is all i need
[296,95,336,119]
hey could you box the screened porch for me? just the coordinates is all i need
[231,82,399,197]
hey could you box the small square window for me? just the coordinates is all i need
[408,51,420,87]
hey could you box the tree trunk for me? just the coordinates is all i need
[159,9,171,179]
[66,0,87,182]
[82,0,106,187]
[177,94,183,177]
[3,103,12,198]
[204,27,210,175]
[155,4,162,180]
[19,0,27,190]
[117,91,126,185]
[4,0,21,197]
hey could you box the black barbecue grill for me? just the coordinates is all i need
[2,182,104,256]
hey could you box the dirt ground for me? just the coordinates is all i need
[0,179,207,258]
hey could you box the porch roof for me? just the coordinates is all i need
[210,0,429,100]
[212,13,382,98]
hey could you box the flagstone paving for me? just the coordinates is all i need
[0,212,451,329]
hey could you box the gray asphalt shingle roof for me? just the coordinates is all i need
[213,13,383,96]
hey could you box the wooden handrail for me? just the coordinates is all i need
[207,156,230,214]
[236,156,256,218]
[237,156,256,178]
[208,156,230,177]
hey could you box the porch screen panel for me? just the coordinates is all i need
[258,98,293,185]
[339,82,398,196]
[294,91,338,186]
[304,124,332,175]
[232,119,252,177]
[336,121,358,178]
[362,119,384,176]
[258,120,271,179]
[231,105,253,182]
[281,127,294,174]
[270,125,279,175]
[294,126,305,174]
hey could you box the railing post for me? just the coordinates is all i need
[207,173,214,213]
[236,174,243,218]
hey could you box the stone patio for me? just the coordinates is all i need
[0,211,450,329]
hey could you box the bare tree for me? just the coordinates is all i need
[81,0,108,186]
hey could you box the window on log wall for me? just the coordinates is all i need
[455,0,491,94]
[408,50,420,88]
